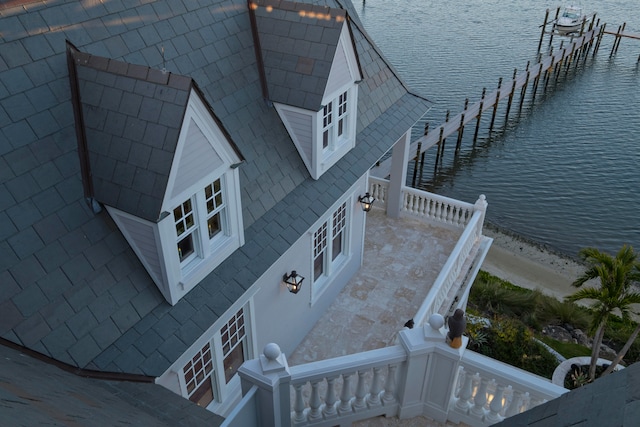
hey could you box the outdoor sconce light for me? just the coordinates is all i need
[358,193,375,212]
[283,271,304,294]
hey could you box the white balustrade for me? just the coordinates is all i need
[368,178,489,325]
[414,209,484,325]
[448,351,568,426]
[289,346,406,426]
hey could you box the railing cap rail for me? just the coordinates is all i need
[461,350,568,398]
[289,345,406,384]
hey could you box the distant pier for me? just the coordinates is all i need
[371,8,640,182]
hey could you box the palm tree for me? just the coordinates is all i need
[601,321,640,376]
[565,245,640,381]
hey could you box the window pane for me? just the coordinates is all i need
[177,235,194,261]
[332,230,343,261]
[189,378,214,407]
[323,129,329,149]
[314,252,324,282]
[223,343,245,384]
[208,213,221,239]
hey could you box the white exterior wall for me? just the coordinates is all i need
[251,174,369,357]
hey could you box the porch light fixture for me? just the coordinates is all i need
[358,193,375,212]
[283,271,304,294]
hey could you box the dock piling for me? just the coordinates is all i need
[489,78,502,134]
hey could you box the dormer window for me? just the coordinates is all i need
[253,0,362,181]
[322,103,332,150]
[173,177,229,269]
[322,90,350,154]
[205,179,224,239]
[175,199,197,263]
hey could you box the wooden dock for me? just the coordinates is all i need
[371,8,640,181]
[371,26,602,179]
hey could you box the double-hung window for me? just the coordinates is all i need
[313,201,348,284]
[221,308,247,384]
[321,90,349,153]
[173,178,227,267]
[337,91,348,139]
[183,342,215,407]
[174,199,197,263]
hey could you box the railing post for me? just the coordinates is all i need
[473,194,488,236]
[397,314,468,423]
[238,343,292,426]
[387,131,411,218]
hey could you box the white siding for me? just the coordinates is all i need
[110,210,164,288]
[171,118,224,200]
[282,109,313,164]
[325,39,351,97]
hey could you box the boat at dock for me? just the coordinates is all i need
[554,5,587,35]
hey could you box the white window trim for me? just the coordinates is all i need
[310,197,352,304]
[158,91,244,304]
[175,301,254,413]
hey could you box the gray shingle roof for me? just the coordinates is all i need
[495,362,640,427]
[0,0,430,377]
[252,0,349,110]
[70,47,191,222]
[0,344,223,427]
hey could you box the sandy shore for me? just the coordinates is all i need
[481,224,585,300]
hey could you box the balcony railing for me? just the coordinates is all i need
[370,177,489,325]
[231,320,567,427]
[225,183,565,426]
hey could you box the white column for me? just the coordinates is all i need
[238,343,291,426]
[386,131,411,218]
[397,314,468,423]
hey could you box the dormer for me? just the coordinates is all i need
[67,44,244,305]
[250,0,363,179]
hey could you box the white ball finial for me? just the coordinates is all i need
[428,313,445,330]
[263,343,281,360]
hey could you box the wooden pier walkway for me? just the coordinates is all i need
[371,25,603,179]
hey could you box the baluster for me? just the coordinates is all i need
[322,375,338,417]
[445,203,453,223]
[455,368,474,412]
[470,375,488,418]
[486,382,506,423]
[382,364,398,404]
[308,380,322,421]
[367,366,383,407]
[436,201,443,220]
[338,372,353,415]
[505,387,526,417]
[418,196,425,216]
[352,370,367,411]
[293,383,306,423]
[409,194,416,213]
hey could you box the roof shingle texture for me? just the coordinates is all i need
[72,50,191,222]
[0,344,223,426]
[0,0,430,376]
[494,362,640,427]
[253,0,347,111]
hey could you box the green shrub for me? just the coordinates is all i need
[537,298,592,331]
[470,315,558,378]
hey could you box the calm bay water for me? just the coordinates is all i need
[357,0,640,258]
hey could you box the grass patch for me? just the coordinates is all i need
[538,336,591,359]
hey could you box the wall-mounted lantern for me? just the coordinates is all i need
[358,193,375,212]
[283,271,304,294]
